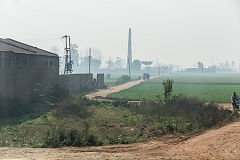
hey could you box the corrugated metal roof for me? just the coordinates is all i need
[0,38,58,57]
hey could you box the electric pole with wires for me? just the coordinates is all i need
[63,35,73,74]
[89,48,91,74]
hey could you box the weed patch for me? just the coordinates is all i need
[132,96,235,134]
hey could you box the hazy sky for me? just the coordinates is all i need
[1,0,240,67]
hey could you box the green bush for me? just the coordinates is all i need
[133,96,235,134]
[43,126,102,148]
[106,74,111,79]
[0,97,45,118]
[54,95,93,117]
[162,79,174,102]
[117,75,130,85]
[0,85,69,119]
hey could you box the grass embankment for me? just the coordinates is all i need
[0,94,237,148]
[108,73,240,103]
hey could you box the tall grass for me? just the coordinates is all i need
[132,95,235,134]
[0,97,39,118]
[44,123,103,148]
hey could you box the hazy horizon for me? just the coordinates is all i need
[1,0,240,68]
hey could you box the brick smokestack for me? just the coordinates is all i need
[127,28,132,70]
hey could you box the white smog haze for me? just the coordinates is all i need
[1,0,240,67]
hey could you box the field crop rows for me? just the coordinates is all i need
[108,73,240,103]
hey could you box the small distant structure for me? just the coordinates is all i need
[132,60,141,72]
[143,73,150,80]
[141,61,153,66]
[144,65,171,74]
[184,61,216,73]
[0,38,59,100]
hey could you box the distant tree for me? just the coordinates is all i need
[114,57,124,69]
[162,79,174,101]
[70,44,79,66]
[91,48,102,60]
[50,46,64,74]
[78,56,101,73]
[232,61,235,68]
[106,74,111,79]
[197,61,204,72]
[106,57,114,69]
[225,61,229,68]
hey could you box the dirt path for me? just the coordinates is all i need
[86,75,160,99]
[86,79,144,99]
[1,120,240,160]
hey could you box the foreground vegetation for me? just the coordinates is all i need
[0,94,237,148]
[108,73,240,103]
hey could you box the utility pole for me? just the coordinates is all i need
[157,57,160,78]
[63,35,68,74]
[69,36,71,69]
[158,65,160,77]
[63,35,73,74]
[158,62,161,83]
[89,48,91,74]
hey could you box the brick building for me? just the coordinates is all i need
[0,38,59,101]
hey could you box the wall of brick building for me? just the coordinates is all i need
[58,74,94,93]
[58,73,105,93]
[0,51,106,101]
[0,52,59,101]
[97,73,105,89]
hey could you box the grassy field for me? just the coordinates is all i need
[0,73,238,147]
[0,103,143,147]
[108,73,240,103]
[0,95,234,147]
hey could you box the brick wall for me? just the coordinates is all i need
[0,52,59,101]
[97,73,105,89]
[58,74,94,93]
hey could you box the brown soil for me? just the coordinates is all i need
[86,79,144,99]
[1,120,240,160]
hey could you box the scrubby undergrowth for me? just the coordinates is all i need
[0,94,238,148]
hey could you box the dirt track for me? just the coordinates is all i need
[86,75,160,99]
[1,120,240,160]
[86,79,144,99]
[1,105,239,160]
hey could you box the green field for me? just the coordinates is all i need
[108,73,240,103]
